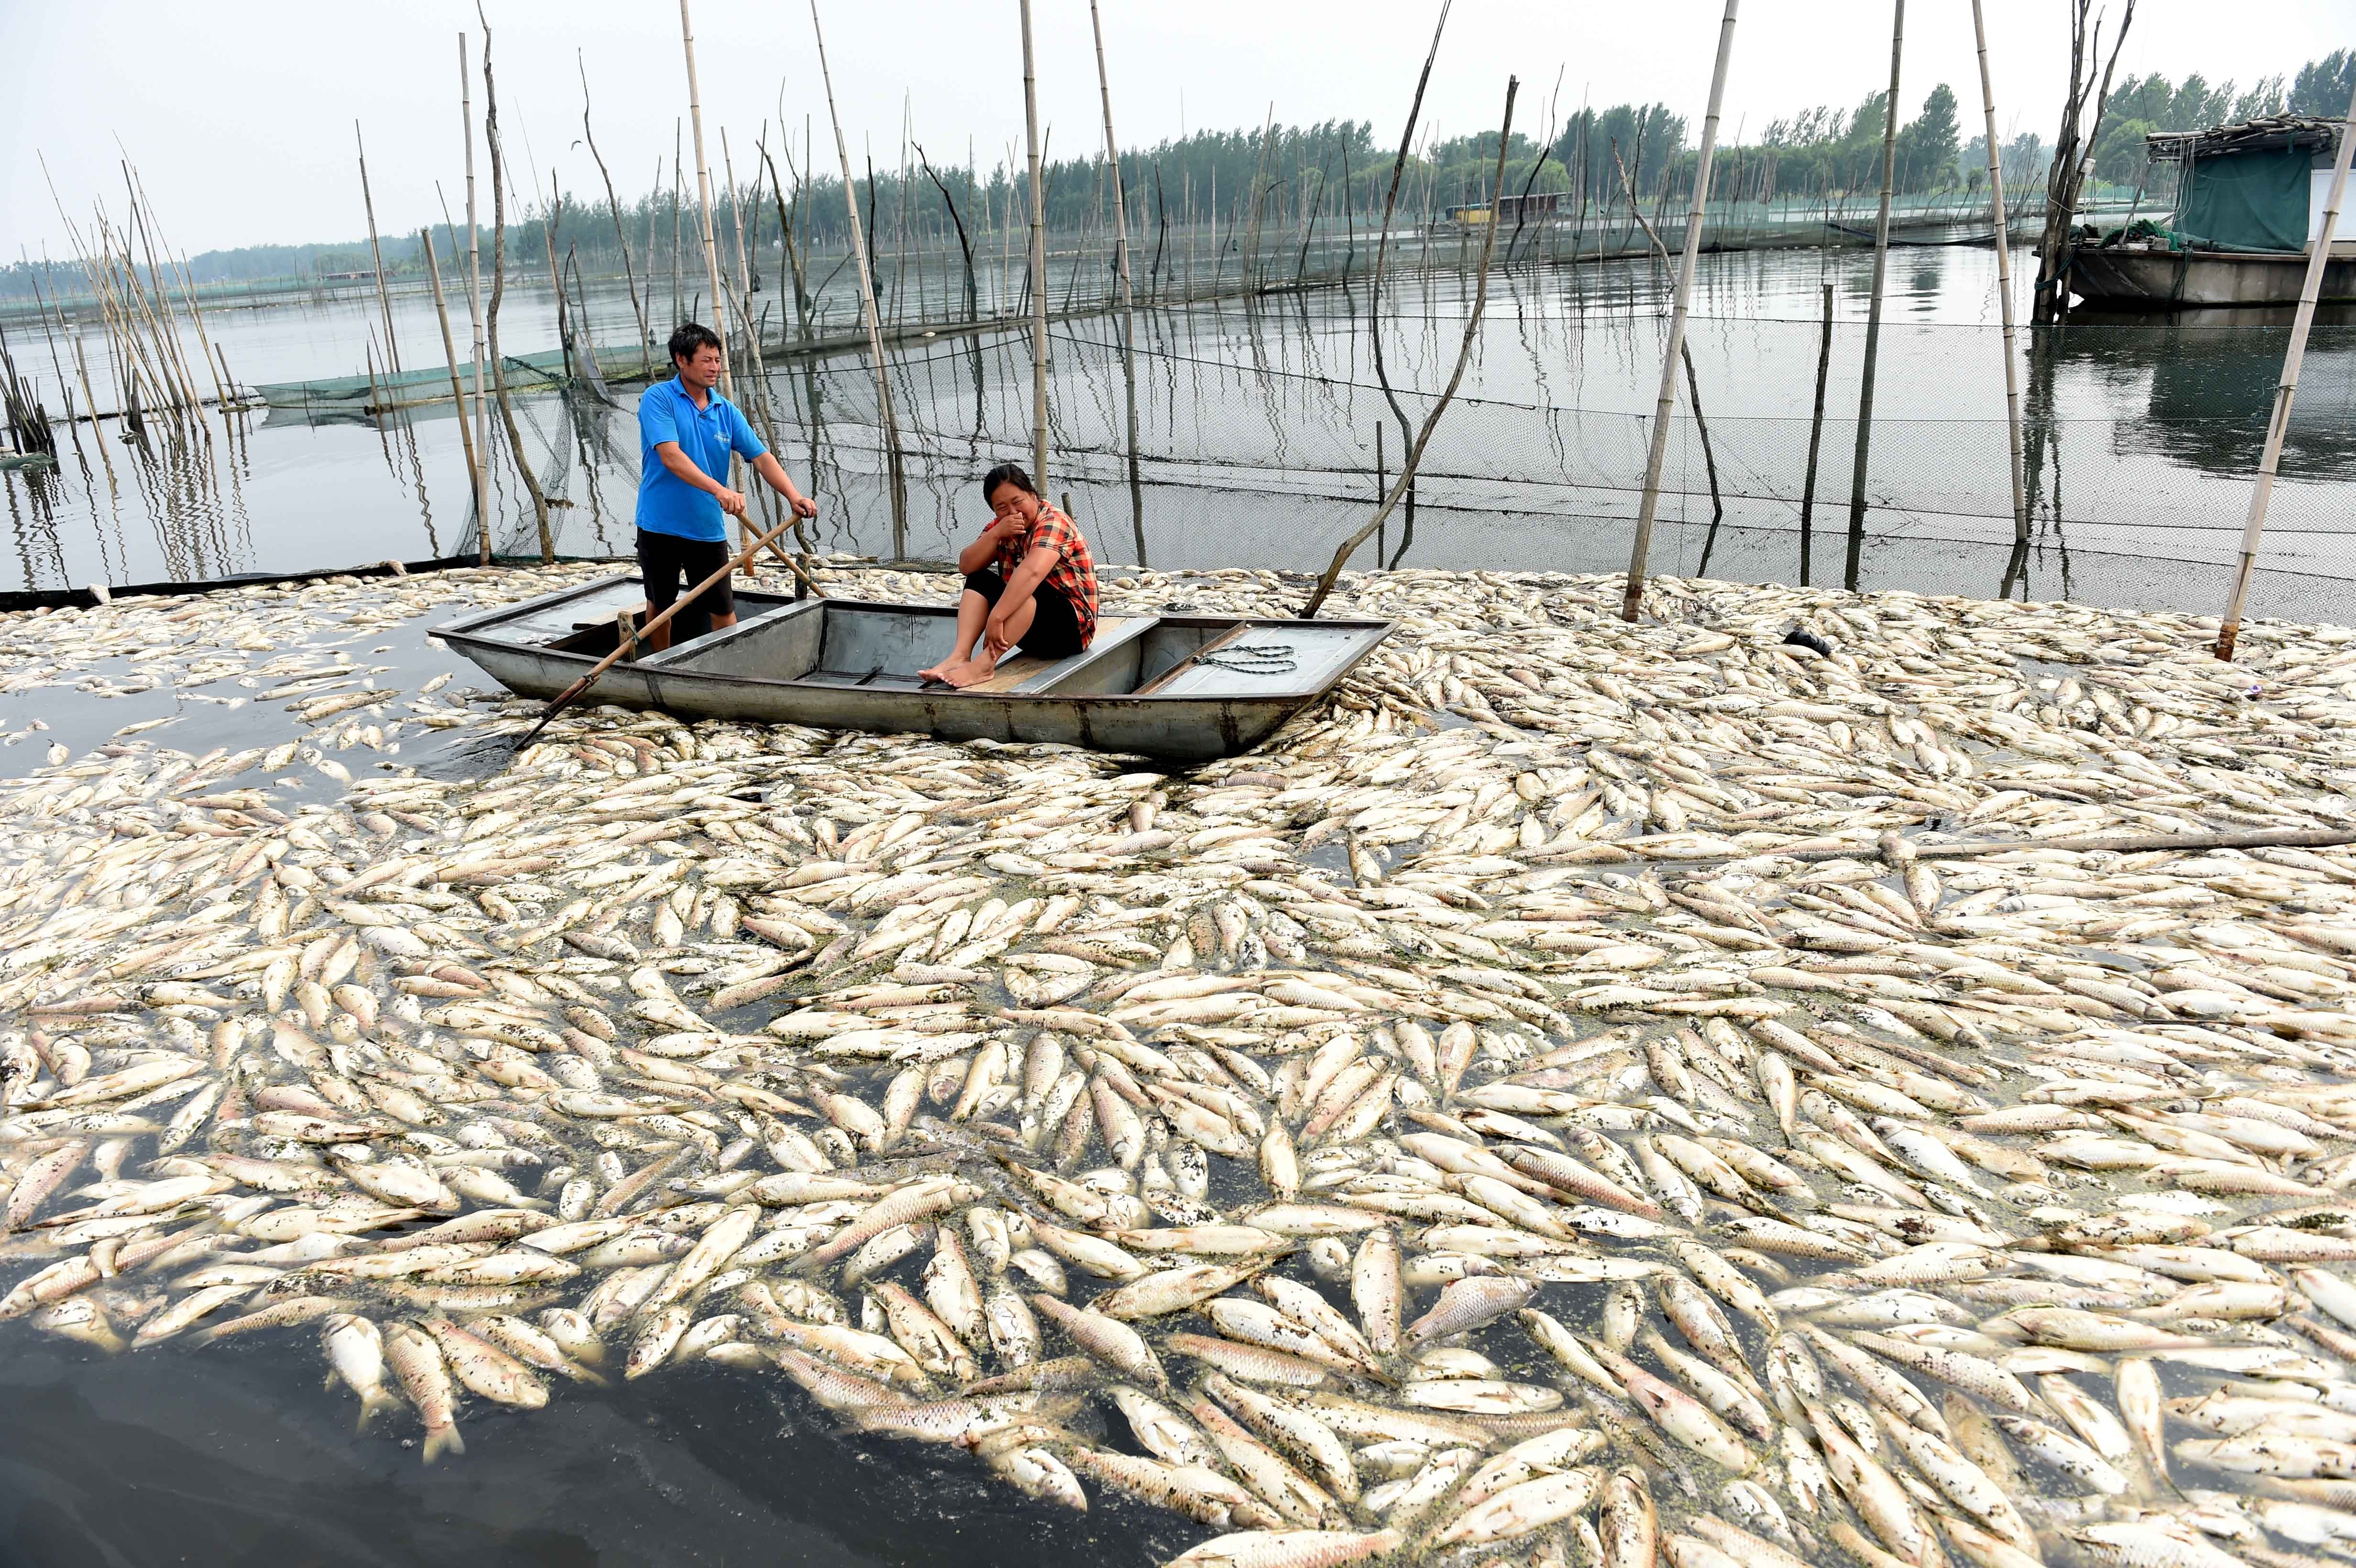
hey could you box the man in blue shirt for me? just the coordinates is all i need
[635,322,818,649]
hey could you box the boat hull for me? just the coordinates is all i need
[435,578,1388,762]
[2072,246,2356,308]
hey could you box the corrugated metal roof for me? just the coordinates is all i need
[2146,115,2342,163]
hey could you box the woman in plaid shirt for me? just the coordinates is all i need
[918,462,1100,689]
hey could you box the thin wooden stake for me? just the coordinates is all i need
[810,0,908,555]
[1620,0,1739,622]
[1302,76,1519,621]
[1971,0,2028,547]
[356,122,404,379]
[1843,0,1904,593]
[678,0,731,393]
[461,31,491,565]
[1799,281,1833,585]
[476,9,554,563]
[419,227,486,525]
[1021,0,1050,486]
[2216,76,2356,661]
[1088,0,1145,565]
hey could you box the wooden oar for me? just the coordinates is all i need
[514,511,806,750]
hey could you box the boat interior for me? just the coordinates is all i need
[498,577,1384,699]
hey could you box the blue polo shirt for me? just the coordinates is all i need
[636,376,767,541]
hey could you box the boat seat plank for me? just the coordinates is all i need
[959,655,1052,694]
[962,616,1142,695]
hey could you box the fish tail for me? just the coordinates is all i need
[423,1421,465,1463]
[359,1390,399,1433]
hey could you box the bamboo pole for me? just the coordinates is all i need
[114,191,196,416]
[356,123,403,379]
[1243,103,1276,294]
[1021,0,1050,486]
[1088,0,1145,566]
[419,228,486,529]
[1970,0,2028,548]
[721,127,757,369]
[1842,0,1903,594]
[476,12,554,563]
[671,128,685,328]
[763,131,814,339]
[811,0,908,555]
[678,0,731,395]
[1614,146,1723,542]
[118,177,199,414]
[1618,0,1739,623]
[1301,76,1518,621]
[720,126,796,562]
[541,176,575,381]
[125,166,229,411]
[678,0,756,567]
[2214,78,2356,662]
[461,32,491,565]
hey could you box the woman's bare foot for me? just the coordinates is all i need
[916,658,959,684]
[944,653,998,688]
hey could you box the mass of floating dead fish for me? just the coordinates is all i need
[6,558,2356,1568]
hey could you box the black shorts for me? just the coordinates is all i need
[637,529,735,642]
[964,569,1083,659]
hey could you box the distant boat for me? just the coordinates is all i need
[436,575,1393,762]
[2073,115,2354,309]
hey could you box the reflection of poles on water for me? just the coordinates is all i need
[2007,327,2063,601]
[5,460,69,590]
[394,410,441,559]
[1798,282,1833,586]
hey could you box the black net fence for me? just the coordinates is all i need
[507,304,2356,625]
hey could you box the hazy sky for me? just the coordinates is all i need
[4,0,2347,261]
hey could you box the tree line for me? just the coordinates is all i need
[4,48,2349,304]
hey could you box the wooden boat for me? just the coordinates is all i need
[433,574,1392,761]
[2073,115,2353,311]
[2072,245,2356,309]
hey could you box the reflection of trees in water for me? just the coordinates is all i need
[2055,320,2356,480]
[2007,331,2076,603]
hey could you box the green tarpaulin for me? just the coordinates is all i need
[2176,145,2315,253]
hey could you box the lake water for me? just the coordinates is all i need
[4,235,2354,620]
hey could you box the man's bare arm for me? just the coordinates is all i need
[750,451,818,518]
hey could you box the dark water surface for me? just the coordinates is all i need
[0,1339,1196,1568]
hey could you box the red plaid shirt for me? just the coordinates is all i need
[991,502,1099,647]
